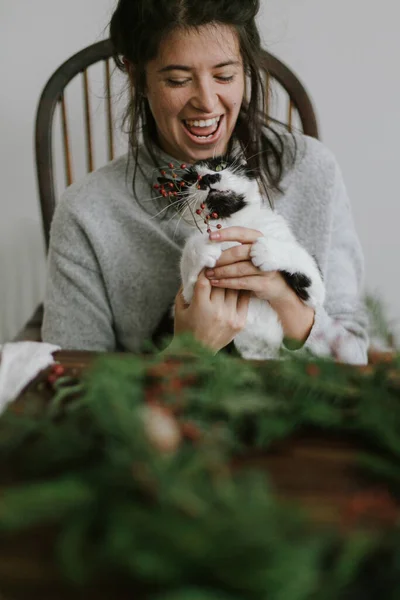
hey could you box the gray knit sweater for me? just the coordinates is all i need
[42,135,369,364]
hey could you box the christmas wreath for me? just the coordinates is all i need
[1,336,400,599]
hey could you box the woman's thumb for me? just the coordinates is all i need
[175,285,188,310]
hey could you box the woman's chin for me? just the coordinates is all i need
[181,140,229,163]
[157,132,229,164]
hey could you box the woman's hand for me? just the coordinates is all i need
[173,270,251,353]
[205,227,290,303]
[206,227,315,344]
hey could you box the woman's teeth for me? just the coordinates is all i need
[184,116,221,139]
[185,117,220,128]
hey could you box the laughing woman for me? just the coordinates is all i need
[41,0,369,364]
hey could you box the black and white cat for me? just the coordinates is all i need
[159,157,325,359]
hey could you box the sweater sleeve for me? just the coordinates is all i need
[285,158,369,365]
[41,197,116,351]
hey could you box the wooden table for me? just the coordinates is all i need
[0,349,397,599]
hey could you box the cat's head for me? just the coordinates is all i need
[157,157,260,232]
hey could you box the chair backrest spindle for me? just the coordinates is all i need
[264,71,270,126]
[82,69,94,173]
[60,92,73,186]
[105,59,115,162]
[287,99,294,133]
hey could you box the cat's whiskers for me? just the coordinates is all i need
[149,196,188,219]
[174,189,205,233]
[172,194,203,239]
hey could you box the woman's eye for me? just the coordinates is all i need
[216,75,234,82]
[167,79,189,87]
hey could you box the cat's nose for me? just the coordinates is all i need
[199,173,221,187]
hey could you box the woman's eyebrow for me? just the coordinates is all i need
[157,60,241,73]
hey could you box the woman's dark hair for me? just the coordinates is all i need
[110,0,291,206]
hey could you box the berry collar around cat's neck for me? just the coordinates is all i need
[152,160,229,233]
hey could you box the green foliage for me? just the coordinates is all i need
[1,339,400,597]
[365,293,397,349]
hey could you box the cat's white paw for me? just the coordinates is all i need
[202,242,223,268]
[181,241,223,304]
[250,236,287,272]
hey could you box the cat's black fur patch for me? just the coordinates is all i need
[206,191,247,219]
[281,271,311,301]
[197,173,221,189]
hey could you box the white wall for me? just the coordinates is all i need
[0,0,116,342]
[258,0,400,340]
[0,0,398,343]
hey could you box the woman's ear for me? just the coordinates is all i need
[123,57,134,81]
[124,58,140,92]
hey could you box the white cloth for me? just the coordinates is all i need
[0,342,60,415]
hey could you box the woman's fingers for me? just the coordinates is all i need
[192,270,212,302]
[210,275,266,294]
[214,243,252,267]
[209,226,262,244]
[175,285,188,309]
[206,260,260,280]
[224,287,239,311]
[237,290,251,321]
[192,270,225,307]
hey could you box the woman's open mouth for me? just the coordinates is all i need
[182,115,224,144]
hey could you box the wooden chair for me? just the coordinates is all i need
[14,38,319,343]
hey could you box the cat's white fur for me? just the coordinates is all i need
[180,163,325,359]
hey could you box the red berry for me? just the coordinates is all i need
[217,224,222,229]
[306,364,320,378]
[169,182,174,188]
[211,212,218,219]
[173,192,178,196]
[181,421,202,441]
[197,175,202,180]
[172,173,177,178]
[207,229,211,234]
[53,365,65,377]
[180,164,187,169]
[200,203,206,209]
[197,185,201,189]
[168,162,174,168]
[196,209,202,215]
[180,181,186,187]
[153,184,160,189]
[160,170,166,176]
[169,191,173,196]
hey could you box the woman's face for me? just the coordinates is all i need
[145,23,245,164]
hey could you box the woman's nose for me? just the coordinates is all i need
[191,79,217,113]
